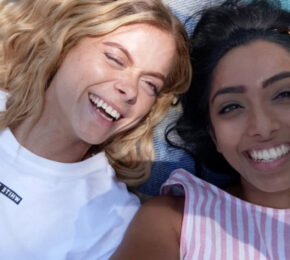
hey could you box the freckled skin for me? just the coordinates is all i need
[13,23,176,162]
[46,23,176,146]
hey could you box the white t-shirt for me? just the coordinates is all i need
[0,90,140,259]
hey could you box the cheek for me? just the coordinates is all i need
[215,132,232,155]
[121,100,155,132]
[136,95,156,116]
[211,120,241,155]
[275,107,290,126]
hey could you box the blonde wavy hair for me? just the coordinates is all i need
[0,0,192,185]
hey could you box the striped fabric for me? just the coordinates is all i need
[161,169,290,260]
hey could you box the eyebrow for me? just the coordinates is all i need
[103,41,133,64]
[210,71,290,104]
[104,41,166,82]
[211,85,245,104]
[262,71,290,88]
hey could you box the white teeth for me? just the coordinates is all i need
[270,149,277,159]
[249,144,290,162]
[262,150,270,160]
[89,94,120,120]
[106,106,112,114]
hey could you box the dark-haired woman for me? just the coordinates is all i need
[111,1,290,259]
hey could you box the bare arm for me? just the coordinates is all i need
[110,195,184,260]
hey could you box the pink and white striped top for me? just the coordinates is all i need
[161,169,290,260]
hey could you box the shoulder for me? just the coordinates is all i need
[134,195,184,242]
[141,195,184,227]
[162,168,204,196]
[111,195,184,260]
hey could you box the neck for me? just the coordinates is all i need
[235,179,290,209]
[12,116,91,163]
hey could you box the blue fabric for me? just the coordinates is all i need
[138,140,196,196]
[139,107,196,196]
[278,0,290,10]
[165,0,226,36]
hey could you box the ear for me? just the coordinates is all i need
[208,125,220,153]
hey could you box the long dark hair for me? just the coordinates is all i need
[167,0,290,176]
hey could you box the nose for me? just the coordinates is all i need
[115,75,138,105]
[247,105,280,139]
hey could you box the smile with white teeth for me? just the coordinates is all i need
[89,94,121,121]
[249,144,290,162]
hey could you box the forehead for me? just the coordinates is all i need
[98,23,176,72]
[101,23,175,52]
[103,23,168,39]
[211,40,290,92]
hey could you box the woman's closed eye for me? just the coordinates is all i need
[146,81,159,96]
[140,79,160,96]
[104,52,124,67]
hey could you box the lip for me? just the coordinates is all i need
[244,142,290,171]
[246,142,290,151]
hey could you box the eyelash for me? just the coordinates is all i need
[218,103,243,114]
[217,89,290,115]
[104,53,124,66]
[145,81,159,96]
[274,90,290,100]
[105,52,160,96]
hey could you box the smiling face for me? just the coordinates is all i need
[209,40,290,196]
[45,23,176,146]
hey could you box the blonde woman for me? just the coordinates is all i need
[0,0,191,258]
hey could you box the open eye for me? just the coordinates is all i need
[104,53,124,67]
[218,103,243,114]
[274,90,290,100]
